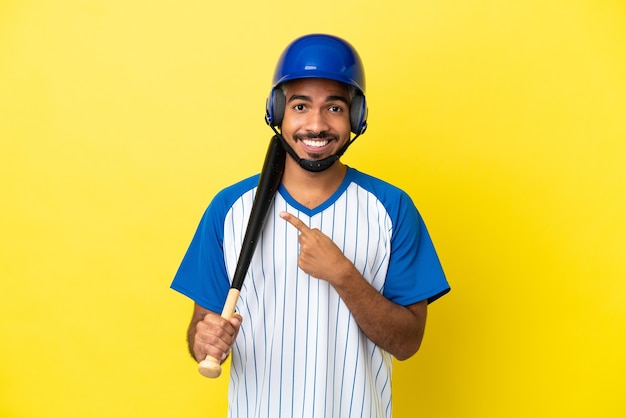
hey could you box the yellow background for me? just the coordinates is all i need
[1,0,624,417]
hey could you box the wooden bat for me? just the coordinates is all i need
[198,135,286,378]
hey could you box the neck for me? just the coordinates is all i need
[282,157,347,208]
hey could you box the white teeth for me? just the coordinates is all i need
[302,139,329,148]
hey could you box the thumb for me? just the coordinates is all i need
[230,314,243,329]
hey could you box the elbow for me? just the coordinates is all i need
[393,338,423,361]
[393,300,428,360]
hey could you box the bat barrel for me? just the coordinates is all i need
[230,135,285,291]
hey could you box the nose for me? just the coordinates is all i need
[304,109,330,133]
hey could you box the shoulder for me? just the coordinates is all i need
[346,167,415,209]
[346,167,423,237]
[208,174,260,213]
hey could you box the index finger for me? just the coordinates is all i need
[279,211,310,233]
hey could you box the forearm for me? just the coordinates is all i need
[278,211,428,359]
[331,264,427,360]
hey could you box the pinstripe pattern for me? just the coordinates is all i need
[172,167,449,417]
[223,182,394,418]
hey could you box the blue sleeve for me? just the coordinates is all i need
[170,202,231,313]
[171,175,260,311]
[383,192,450,305]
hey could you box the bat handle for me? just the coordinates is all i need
[197,288,241,378]
[197,356,222,378]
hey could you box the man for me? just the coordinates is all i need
[171,34,450,417]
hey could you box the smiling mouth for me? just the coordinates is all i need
[302,139,329,148]
[295,132,339,145]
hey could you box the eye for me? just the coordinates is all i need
[293,103,307,111]
[329,105,343,113]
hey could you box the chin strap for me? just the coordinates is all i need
[270,126,359,173]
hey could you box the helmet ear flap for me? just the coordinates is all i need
[350,94,368,135]
[265,88,286,128]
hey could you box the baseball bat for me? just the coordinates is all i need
[198,135,286,378]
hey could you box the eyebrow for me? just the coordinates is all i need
[287,94,350,105]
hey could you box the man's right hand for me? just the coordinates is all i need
[188,303,243,363]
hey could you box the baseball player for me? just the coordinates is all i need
[171,33,450,418]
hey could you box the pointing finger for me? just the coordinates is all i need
[279,211,310,233]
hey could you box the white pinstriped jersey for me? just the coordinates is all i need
[172,167,449,418]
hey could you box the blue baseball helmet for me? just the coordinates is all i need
[265,34,368,135]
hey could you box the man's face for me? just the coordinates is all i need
[280,78,352,162]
